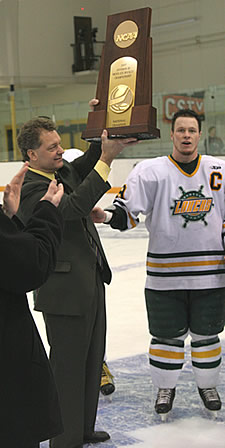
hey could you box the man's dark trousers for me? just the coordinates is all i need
[45,267,106,448]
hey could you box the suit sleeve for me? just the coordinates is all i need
[0,201,63,294]
[58,170,110,220]
[70,142,101,179]
[19,169,111,224]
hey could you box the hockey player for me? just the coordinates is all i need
[91,109,225,418]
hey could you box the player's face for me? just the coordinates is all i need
[171,116,201,162]
[29,130,64,173]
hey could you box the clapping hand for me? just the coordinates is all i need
[41,180,64,207]
[3,162,29,218]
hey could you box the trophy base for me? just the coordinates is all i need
[82,126,160,143]
[81,106,160,143]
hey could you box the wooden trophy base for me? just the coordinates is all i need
[82,105,160,142]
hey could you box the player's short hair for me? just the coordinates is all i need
[171,109,202,132]
[17,117,57,161]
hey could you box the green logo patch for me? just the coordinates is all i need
[171,185,214,227]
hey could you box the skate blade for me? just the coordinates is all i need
[206,409,218,419]
[200,401,220,419]
[100,392,113,403]
[104,394,113,403]
[159,412,169,422]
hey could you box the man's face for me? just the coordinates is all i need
[171,116,201,162]
[29,130,64,173]
[209,127,216,137]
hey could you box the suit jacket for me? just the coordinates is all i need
[0,201,63,447]
[17,142,112,316]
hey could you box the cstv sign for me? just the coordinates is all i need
[163,94,205,122]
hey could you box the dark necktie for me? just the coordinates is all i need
[55,171,61,184]
[83,218,103,270]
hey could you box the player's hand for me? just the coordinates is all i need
[3,161,29,218]
[40,180,64,207]
[90,206,106,223]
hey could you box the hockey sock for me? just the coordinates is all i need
[149,337,185,388]
[191,335,221,388]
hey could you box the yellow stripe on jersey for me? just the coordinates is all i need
[191,347,221,359]
[149,348,185,360]
[147,259,225,268]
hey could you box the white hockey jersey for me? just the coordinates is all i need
[113,154,225,290]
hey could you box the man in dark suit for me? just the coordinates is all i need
[17,116,136,448]
[1,163,64,448]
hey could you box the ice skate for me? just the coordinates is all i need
[100,361,115,401]
[155,388,175,421]
[198,387,221,417]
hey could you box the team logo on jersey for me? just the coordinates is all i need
[171,185,214,227]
